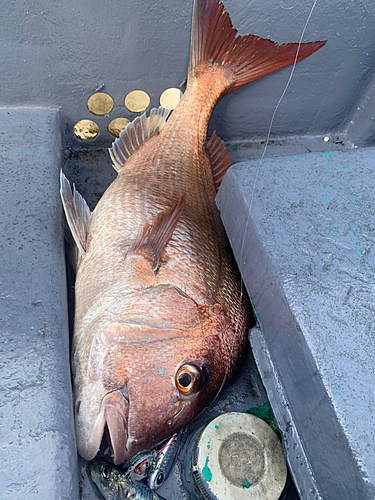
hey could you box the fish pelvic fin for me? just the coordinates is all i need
[60,170,92,264]
[127,195,185,271]
[188,0,326,93]
[109,106,171,172]
[207,131,233,192]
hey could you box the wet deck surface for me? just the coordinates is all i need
[0,109,78,500]
[217,149,375,499]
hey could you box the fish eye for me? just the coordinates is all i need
[100,464,111,479]
[156,472,164,485]
[175,364,202,394]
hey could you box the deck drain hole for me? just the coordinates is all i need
[108,118,130,138]
[87,92,114,116]
[73,120,99,141]
[125,90,150,113]
[160,88,183,110]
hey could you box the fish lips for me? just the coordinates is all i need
[78,388,130,465]
[81,393,186,465]
[76,385,186,465]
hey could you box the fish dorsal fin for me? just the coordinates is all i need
[207,131,233,192]
[60,170,92,258]
[109,106,171,172]
[127,195,185,271]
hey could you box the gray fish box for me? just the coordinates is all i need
[1,0,375,499]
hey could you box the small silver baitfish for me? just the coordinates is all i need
[146,433,180,490]
[89,460,166,500]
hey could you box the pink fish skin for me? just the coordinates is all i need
[61,0,325,465]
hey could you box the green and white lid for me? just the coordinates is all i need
[191,412,287,500]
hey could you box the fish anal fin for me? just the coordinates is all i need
[188,0,326,93]
[127,196,185,271]
[60,170,92,262]
[109,106,171,172]
[207,131,233,192]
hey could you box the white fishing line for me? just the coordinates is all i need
[240,0,319,251]
[210,0,319,408]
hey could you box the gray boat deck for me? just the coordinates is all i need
[217,149,375,499]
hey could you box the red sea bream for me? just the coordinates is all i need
[60,0,325,464]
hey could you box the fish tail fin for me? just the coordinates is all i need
[188,0,326,93]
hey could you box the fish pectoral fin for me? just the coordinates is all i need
[207,131,233,193]
[60,170,92,261]
[127,195,185,271]
[109,106,171,172]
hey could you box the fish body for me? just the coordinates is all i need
[90,460,165,500]
[61,0,325,465]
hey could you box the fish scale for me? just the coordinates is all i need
[85,174,220,305]
[102,166,217,290]
[60,0,325,465]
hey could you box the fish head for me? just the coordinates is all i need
[72,279,244,465]
[117,328,228,463]
[73,305,236,465]
[89,460,121,498]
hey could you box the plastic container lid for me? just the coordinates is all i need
[191,412,287,500]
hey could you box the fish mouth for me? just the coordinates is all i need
[80,389,130,465]
[78,390,187,464]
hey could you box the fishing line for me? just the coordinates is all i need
[209,0,319,408]
[239,0,319,252]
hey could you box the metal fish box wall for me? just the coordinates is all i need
[1,0,374,499]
